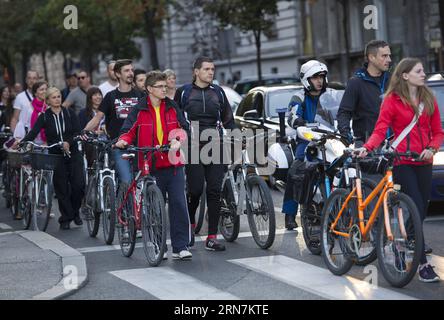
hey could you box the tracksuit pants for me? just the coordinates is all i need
[53,152,85,224]
[153,166,191,253]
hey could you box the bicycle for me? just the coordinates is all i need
[1,131,14,209]
[320,148,424,288]
[18,141,63,231]
[218,136,276,249]
[115,145,168,267]
[76,134,117,244]
[295,127,378,258]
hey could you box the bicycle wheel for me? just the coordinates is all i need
[218,178,240,242]
[34,174,52,231]
[376,191,423,288]
[9,169,19,218]
[141,183,167,267]
[117,183,136,257]
[354,177,379,266]
[102,177,116,245]
[246,174,276,249]
[21,181,32,230]
[301,202,322,255]
[84,176,100,237]
[194,183,206,234]
[320,188,354,275]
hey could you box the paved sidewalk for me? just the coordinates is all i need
[0,230,88,300]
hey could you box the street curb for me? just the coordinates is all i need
[16,230,88,300]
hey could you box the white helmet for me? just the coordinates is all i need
[300,60,328,91]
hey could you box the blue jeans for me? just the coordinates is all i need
[112,149,132,184]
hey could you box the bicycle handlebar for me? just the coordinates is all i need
[20,141,64,149]
[123,144,171,153]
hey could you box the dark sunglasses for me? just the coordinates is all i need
[77,76,87,80]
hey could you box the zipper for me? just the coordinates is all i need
[202,89,206,114]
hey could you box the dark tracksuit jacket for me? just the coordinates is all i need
[22,107,85,224]
[337,64,390,145]
[174,83,236,236]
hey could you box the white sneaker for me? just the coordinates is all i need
[136,230,142,238]
[49,213,55,218]
[172,250,192,260]
[163,252,168,260]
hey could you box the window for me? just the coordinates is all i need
[271,67,278,74]
[236,92,255,117]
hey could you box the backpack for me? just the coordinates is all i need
[180,83,225,108]
[289,159,320,205]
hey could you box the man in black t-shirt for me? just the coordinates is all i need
[83,59,142,183]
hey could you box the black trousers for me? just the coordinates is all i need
[53,152,85,224]
[186,162,225,236]
[393,164,432,265]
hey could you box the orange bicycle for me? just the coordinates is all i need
[320,148,423,288]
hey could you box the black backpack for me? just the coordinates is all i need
[289,159,320,205]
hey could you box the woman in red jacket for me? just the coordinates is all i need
[358,58,444,283]
[115,71,191,260]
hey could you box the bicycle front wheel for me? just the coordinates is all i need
[141,183,167,267]
[246,175,275,249]
[117,183,136,257]
[9,169,20,219]
[34,174,53,232]
[218,178,240,242]
[85,176,100,237]
[376,191,423,288]
[102,177,116,245]
[320,188,354,275]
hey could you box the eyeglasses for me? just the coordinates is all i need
[151,85,168,89]
[77,76,87,80]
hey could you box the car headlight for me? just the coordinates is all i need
[433,151,444,165]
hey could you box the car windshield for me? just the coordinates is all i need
[430,85,444,126]
[267,89,299,118]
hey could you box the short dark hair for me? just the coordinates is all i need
[365,40,389,60]
[193,56,213,70]
[31,81,48,96]
[77,70,89,77]
[145,70,167,88]
[113,59,133,74]
[134,69,147,79]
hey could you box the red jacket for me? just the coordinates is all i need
[364,92,444,165]
[119,96,187,170]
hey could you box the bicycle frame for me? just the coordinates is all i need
[330,166,404,242]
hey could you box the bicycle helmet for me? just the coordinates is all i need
[300,60,328,91]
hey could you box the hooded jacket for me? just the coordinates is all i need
[364,93,444,166]
[337,64,390,142]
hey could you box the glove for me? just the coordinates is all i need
[293,117,306,128]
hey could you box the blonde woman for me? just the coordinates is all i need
[16,87,85,230]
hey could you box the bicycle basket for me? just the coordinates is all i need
[7,151,30,168]
[30,152,63,171]
[289,160,320,205]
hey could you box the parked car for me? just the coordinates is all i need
[221,85,242,111]
[427,78,444,203]
[233,74,300,96]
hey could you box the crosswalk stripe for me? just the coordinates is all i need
[228,255,416,300]
[0,223,12,230]
[110,267,239,300]
[77,228,299,253]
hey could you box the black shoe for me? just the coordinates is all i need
[60,222,70,230]
[285,214,298,230]
[205,238,226,251]
[425,244,433,255]
[74,216,83,226]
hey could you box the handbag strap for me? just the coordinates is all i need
[391,102,424,150]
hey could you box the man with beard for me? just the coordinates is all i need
[83,59,143,183]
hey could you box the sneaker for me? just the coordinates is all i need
[49,212,55,218]
[74,216,83,226]
[205,238,226,251]
[136,230,142,238]
[163,252,168,260]
[419,264,440,283]
[172,250,192,260]
[285,214,298,230]
[425,244,433,255]
[60,222,70,230]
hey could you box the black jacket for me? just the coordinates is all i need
[174,83,236,133]
[23,107,81,155]
[337,65,390,143]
